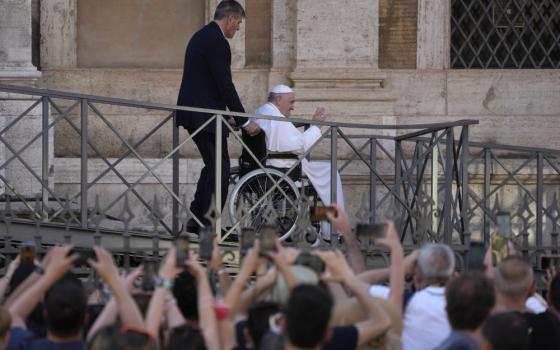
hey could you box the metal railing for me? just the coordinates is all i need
[1,84,558,273]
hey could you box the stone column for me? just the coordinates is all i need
[0,0,45,197]
[289,0,394,119]
[269,0,297,87]
[416,0,450,69]
[40,0,77,68]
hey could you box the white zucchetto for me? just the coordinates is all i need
[270,85,294,94]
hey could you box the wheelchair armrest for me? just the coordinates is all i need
[292,121,311,129]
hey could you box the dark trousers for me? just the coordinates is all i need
[189,131,230,225]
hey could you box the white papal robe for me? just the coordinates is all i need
[253,103,345,237]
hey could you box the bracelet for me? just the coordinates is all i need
[217,268,228,276]
[154,277,174,289]
[34,265,45,275]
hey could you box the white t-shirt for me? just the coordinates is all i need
[401,286,450,350]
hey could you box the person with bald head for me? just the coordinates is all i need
[253,85,345,239]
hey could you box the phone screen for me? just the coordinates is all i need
[240,228,256,256]
[141,260,157,291]
[467,241,486,271]
[199,227,214,261]
[355,223,386,240]
[541,256,560,270]
[310,206,337,222]
[175,235,190,266]
[491,235,509,265]
[496,212,511,238]
[260,225,277,253]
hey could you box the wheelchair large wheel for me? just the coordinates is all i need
[229,168,300,241]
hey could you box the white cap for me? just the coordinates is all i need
[270,84,294,94]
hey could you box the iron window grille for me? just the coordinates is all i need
[451,0,560,68]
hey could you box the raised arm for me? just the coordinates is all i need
[145,248,181,338]
[89,246,144,329]
[9,245,77,328]
[327,205,367,273]
[375,221,404,310]
[224,240,260,317]
[185,254,220,350]
[317,250,391,347]
[0,256,20,302]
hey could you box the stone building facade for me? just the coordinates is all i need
[1,0,559,233]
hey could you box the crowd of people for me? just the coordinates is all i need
[0,203,558,350]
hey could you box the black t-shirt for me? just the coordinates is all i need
[522,310,560,350]
[322,325,358,350]
[7,327,84,350]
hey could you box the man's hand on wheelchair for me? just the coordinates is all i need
[242,121,261,136]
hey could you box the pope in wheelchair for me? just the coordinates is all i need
[231,85,345,240]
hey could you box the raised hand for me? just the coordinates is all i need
[88,246,119,285]
[312,107,327,122]
[314,249,353,283]
[326,204,352,237]
[159,247,182,281]
[44,245,78,282]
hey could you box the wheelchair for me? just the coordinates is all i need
[228,131,318,241]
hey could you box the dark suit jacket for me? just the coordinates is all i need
[176,21,247,135]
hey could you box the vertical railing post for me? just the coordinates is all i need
[369,138,377,224]
[460,126,471,247]
[80,99,88,229]
[330,127,338,245]
[215,115,222,242]
[394,141,402,232]
[536,152,544,249]
[443,128,454,244]
[172,111,179,236]
[431,136,439,236]
[483,148,491,244]
[41,96,49,221]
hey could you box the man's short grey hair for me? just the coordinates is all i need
[214,0,245,20]
[494,256,533,298]
[267,92,280,103]
[417,243,456,283]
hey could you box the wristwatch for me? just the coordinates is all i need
[154,277,174,289]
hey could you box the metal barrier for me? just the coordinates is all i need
[0,83,557,273]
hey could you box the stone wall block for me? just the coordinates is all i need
[296,0,378,68]
[40,0,77,68]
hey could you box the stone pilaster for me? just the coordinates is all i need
[0,0,45,197]
[269,0,297,87]
[288,0,394,119]
[40,0,77,68]
[294,0,379,70]
[416,0,450,69]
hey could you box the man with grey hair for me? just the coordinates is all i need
[401,243,455,350]
[493,256,534,312]
[253,85,345,239]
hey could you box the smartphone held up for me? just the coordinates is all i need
[310,206,337,222]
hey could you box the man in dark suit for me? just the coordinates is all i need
[177,0,260,233]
